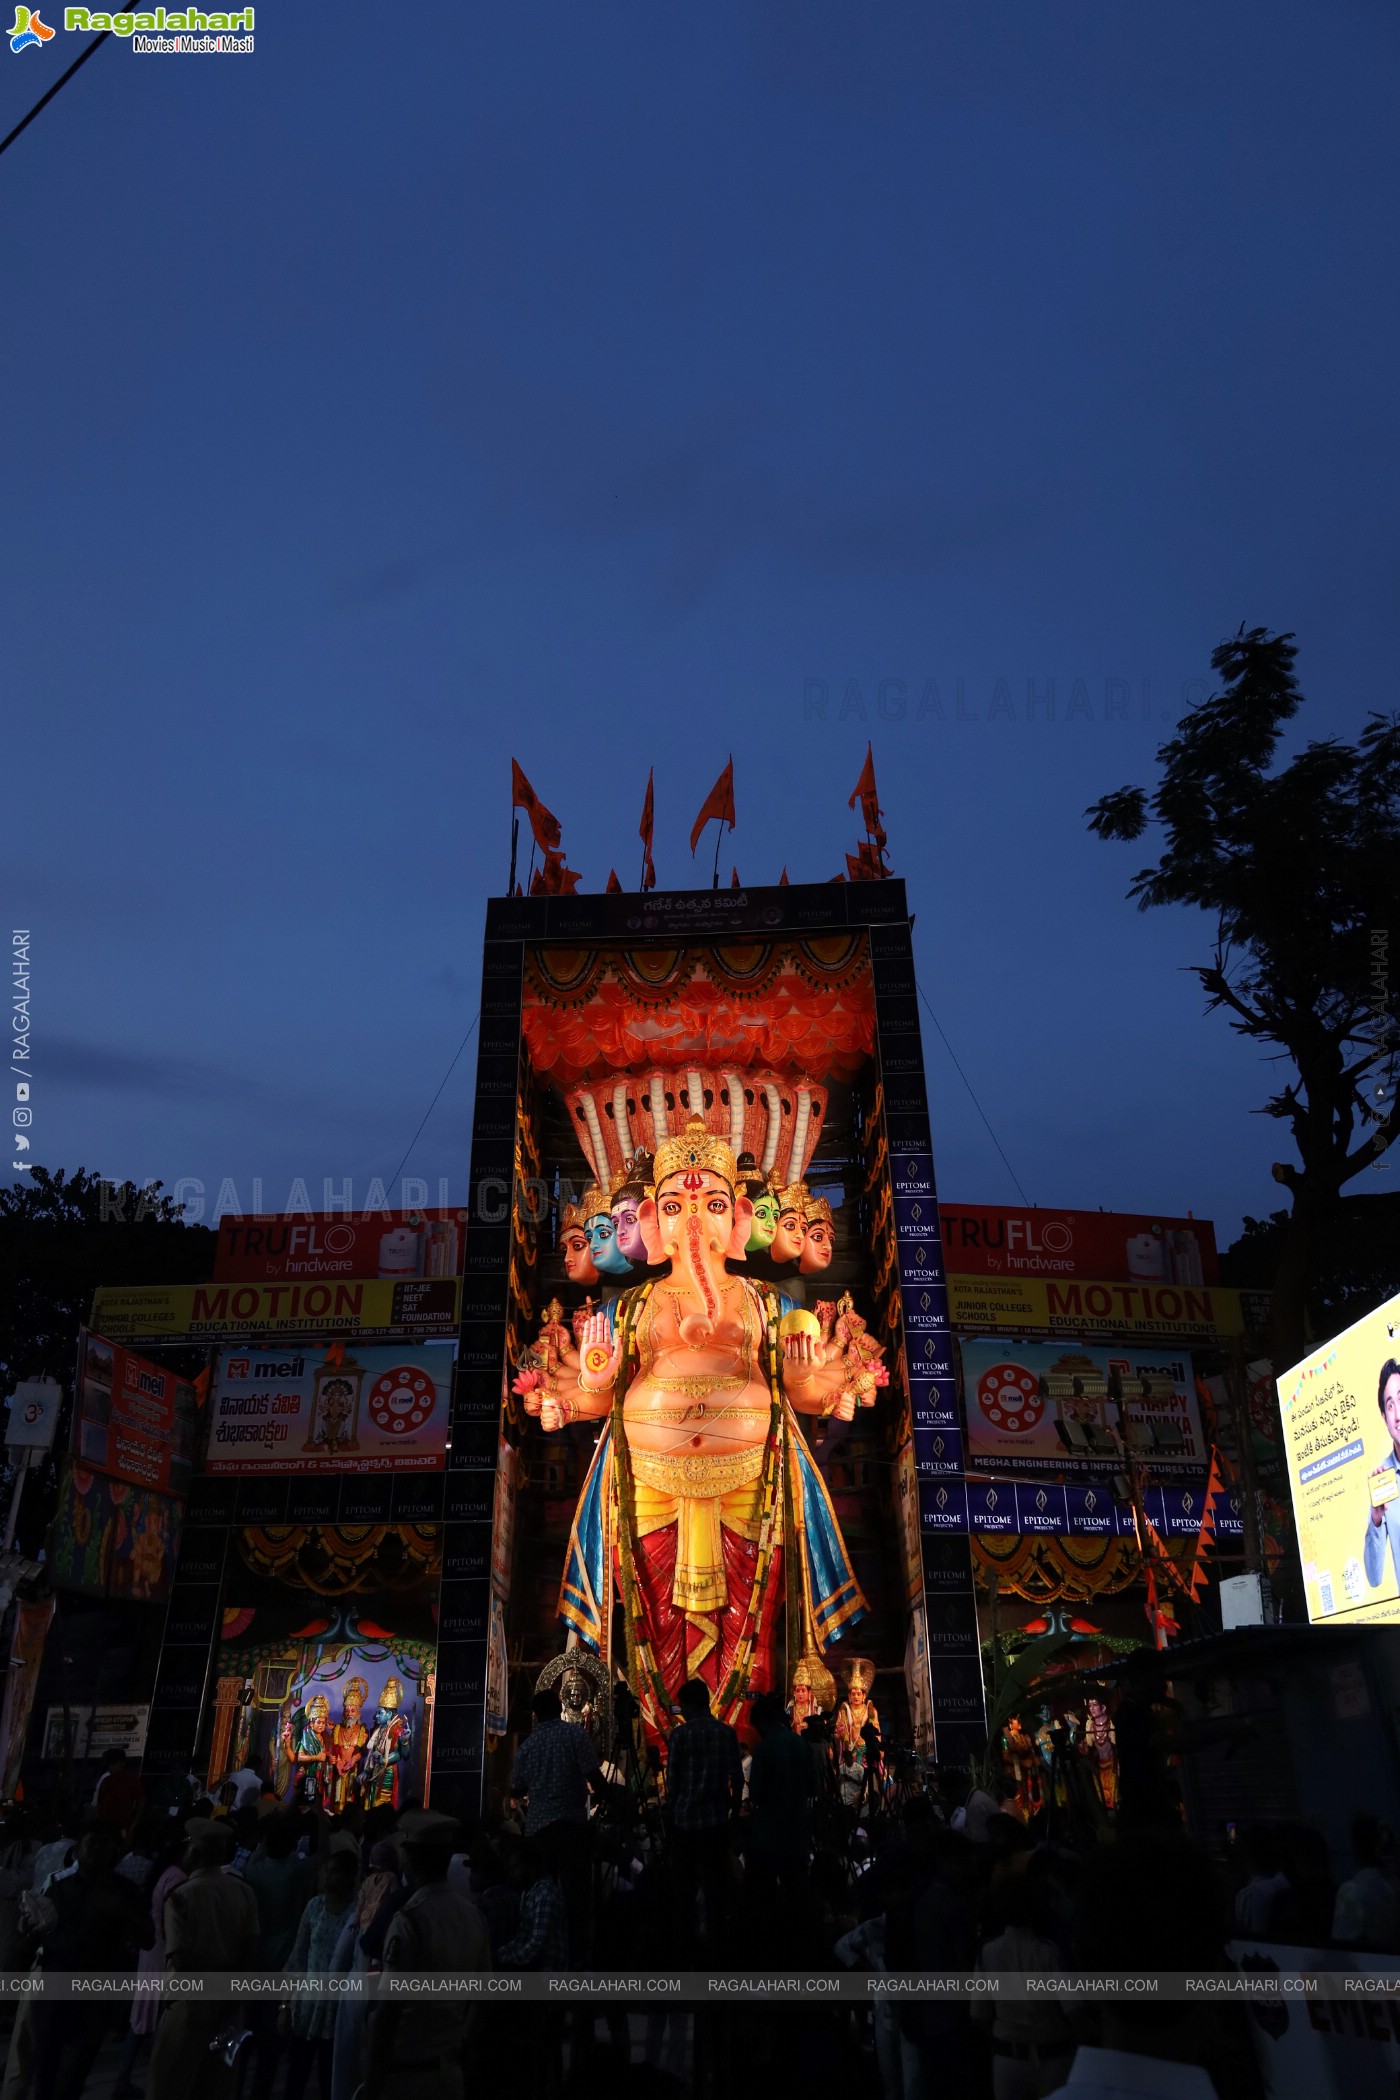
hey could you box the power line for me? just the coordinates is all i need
[385,1012,479,1191]
[0,33,109,162]
[916,979,1033,1208]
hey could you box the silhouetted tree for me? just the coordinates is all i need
[1087,628,1399,1371]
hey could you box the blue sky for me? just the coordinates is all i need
[4,3,1396,1243]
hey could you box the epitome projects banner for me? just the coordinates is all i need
[206,1343,453,1475]
[1280,1292,1400,1628]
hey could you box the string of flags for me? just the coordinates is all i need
[508,744,894,893]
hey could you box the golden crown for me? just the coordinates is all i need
[378,1677,404,1711]
[844,1656,876,1695]
[560,1199,589,1234]
[580,1182,611,1222]
[652,1115,739,1194]
[804,1193,835,1229]
[777,1181,809,1216]
[344,1677,369,1706]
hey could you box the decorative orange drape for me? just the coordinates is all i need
[970,1533,1196,1605]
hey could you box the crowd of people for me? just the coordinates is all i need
[0,1687,1393,2100]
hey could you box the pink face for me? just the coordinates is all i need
[611,1197,646,1263]
[799,1219,835,1275]
[656,1169,736,1260]
[562,1227,599,1285]
[772,1205,806,1264]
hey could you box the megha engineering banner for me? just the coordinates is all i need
[205,1343,454,1475]
[1280,1292,1400,1626]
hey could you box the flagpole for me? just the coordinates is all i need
[508,816,519,897]
[711,821,721,892]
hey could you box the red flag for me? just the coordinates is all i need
[531,848,582,896]
[605,869,622,894]
[848,743,883,834]
[730,867,740,889]
[511,759,562,851]
[689,757,735,855]
[778,867,789,886]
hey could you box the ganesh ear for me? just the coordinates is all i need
[637,1196,664,1264]
[726,1195,754,1261]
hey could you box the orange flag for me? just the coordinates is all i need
[605,869,622,894]
[778,867,789,886]
[848,743,883,835]
[639,769,656,891]
[690,757,735,855]
[531,848,582,896]
[511,760,562,851]
[730,867,740,889]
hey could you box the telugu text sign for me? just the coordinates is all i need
[1279,1292,1400,1628]
[960,1336,1206,1471]
[205,1343,454,1475]
[948,1273,1247,1342]
[75,1333,196,1496]
[90,1278,461,1342]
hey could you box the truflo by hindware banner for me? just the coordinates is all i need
[1279,1292,1400,1628]
[938,1205,1219,1285]
[212,1210,467,1283]
[204,1343,453,1475]
[960,1338,1207,1474]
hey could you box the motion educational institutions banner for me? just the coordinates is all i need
[205,1342,453,1475]
[1279,1292,1400,1627]
[947,1272,1251,1343]
[90,1277,461,1342]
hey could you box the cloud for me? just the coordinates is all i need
[43,1037,240,1101]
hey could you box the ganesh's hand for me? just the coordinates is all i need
[512,1367,544,1415]
[539,1397,564,1432]
[782,1332,827,1379]
[834,1390,857,1422]
[577,1311,621,1393]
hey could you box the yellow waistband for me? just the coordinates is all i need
[628,1442,767,1498]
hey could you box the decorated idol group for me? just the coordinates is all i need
[513,1066,890,1740]
[281,1674,413,1812]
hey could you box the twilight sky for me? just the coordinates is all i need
[4,4,1396,1245]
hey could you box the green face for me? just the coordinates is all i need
[746,1190,780,1253]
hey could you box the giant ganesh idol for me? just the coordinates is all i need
[514,1115,886,1737]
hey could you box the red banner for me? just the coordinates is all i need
[938,1204,1218,1285]
[213,1209,466,1283]
[75,1333,197,1495]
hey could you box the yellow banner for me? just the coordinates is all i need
[1279,1292,1400,1627]
[948,1272,1249,1342]
[89,1277,461,1342]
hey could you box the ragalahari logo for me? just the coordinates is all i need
[9,6,55,49]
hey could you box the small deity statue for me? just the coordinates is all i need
[1082,1695,1118,1811]
[771,1184,810,1267]
[325,1676,370,1814]
[362,1678,412,1810]
[833,1656,879,1768]
[789,1648,836,1734]
[317,1378,356,1456]
[559,1668,595,1729]
[283,1692,330,1806]
[737,1153,782,1257]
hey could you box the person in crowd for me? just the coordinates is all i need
[744,1691,817,1953]
[664,1678,743,1954]
[94,1747,145,1838]
[973,1868,1073,2099]
[211,1778,240,1820]
[28,1806,79,1892]
[1045,1831,1255,2100]
[257,1780,281,1818]
[498,1832,569,1968]
[242,1810,317,2092]
[1233,1825,1292,1939]
[147,1819,259,2100]
[21,1815,153,2100]
[365,1809,490,2100]
[282,1846,359,2100]
[0,1808,38,1973]
[883,1826,976,2100]
[230,1758,265,1811]
[1332,1812,1400,1951]
[330,1835,402,2100]
[112,1819,188,2100]
[226,1803,262,1875]
[508,1685,602,1965]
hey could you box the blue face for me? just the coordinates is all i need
[585,1212,632,1276]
